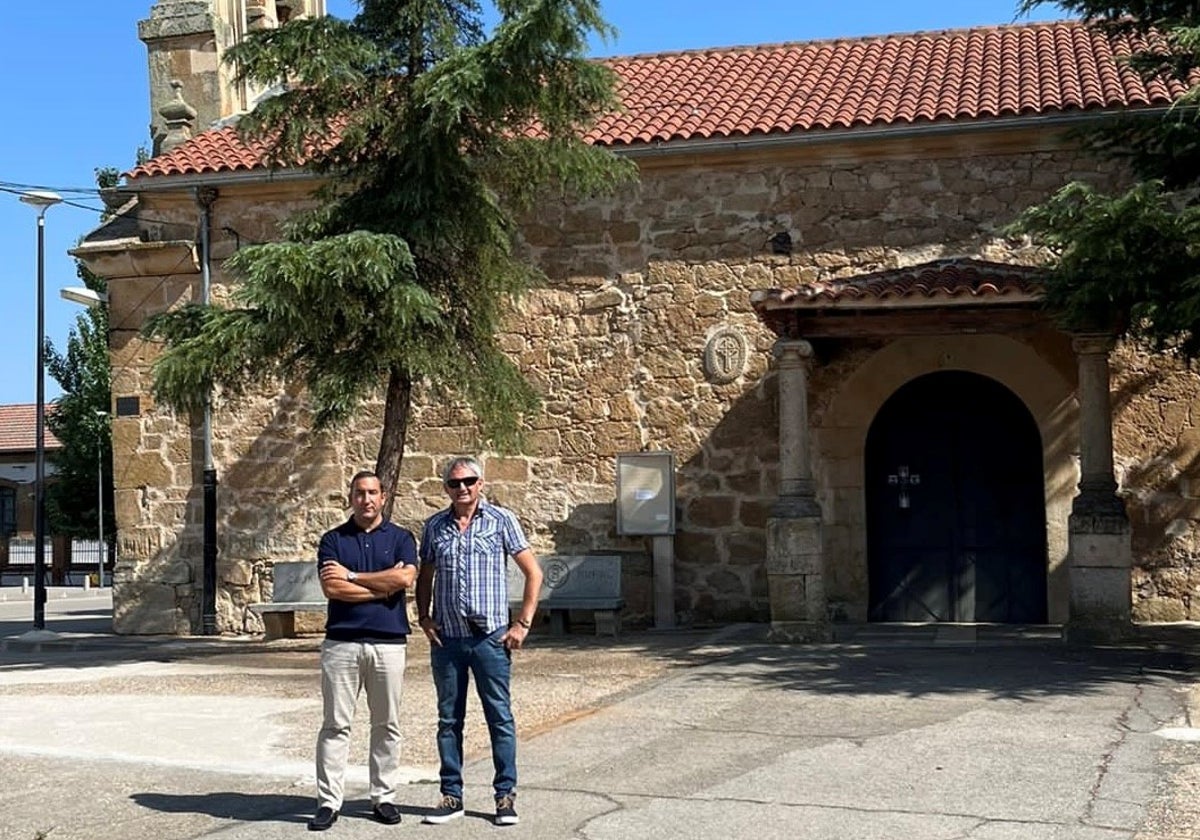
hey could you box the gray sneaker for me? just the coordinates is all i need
[495,794,519,826]
[423,794,464,825]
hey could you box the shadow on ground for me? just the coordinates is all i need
[131,792,312,823]
[4,621,1199,707]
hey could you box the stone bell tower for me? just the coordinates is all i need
[138,0,328,154]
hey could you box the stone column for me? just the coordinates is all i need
[1068,334,1132,641]
[766,339,828,641]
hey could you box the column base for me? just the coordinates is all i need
[1068,508,1131,630]
[767,513,825,625]
[769,620,833,643]
[1065,619,1134,646]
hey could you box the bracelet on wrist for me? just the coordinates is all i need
[512,617,531,630]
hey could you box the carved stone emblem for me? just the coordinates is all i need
[703,327,748,383]
[544,558,572,589]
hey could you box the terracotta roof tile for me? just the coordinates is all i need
[127,19,1190,180]
[751,258,1045,313]
[0,404,63,455]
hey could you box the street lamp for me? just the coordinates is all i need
[60,287,107,308]
[20,189,62,631]
[58,288,110,591]
[94,411,109,589]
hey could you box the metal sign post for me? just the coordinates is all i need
[616,452,676,629]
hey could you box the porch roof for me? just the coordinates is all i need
[750,258,1048,339]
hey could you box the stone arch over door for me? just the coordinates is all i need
[813,333,1078,623]
[865,370,1047,622]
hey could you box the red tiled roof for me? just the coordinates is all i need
[127,20,1190,180]
[0,404,63,454]
[753,258,1045,311]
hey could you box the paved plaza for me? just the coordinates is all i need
[1,591,1200,839]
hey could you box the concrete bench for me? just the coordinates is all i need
[248,561,325,639]
[508,555,624,636]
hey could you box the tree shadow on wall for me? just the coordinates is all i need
[172,383,350,633]
[532,374,778,627]
[675,374,779,623]
[1110,362,1200,560]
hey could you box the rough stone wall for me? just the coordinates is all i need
[103,131,1200,632]
[1111,346,1200,621]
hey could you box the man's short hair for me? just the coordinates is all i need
[349,470,380,490]
[441,456,483,485]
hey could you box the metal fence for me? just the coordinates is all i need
[2,538,112,587]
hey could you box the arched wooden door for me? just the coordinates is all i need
[866,371,1048,623]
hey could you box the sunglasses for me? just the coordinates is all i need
[445,476,480,490]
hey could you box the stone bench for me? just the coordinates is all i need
[248,561,325,639]
[508,555,624,636]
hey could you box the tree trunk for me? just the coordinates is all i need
[375,366,412,521]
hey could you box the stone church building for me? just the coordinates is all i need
[76,0,1200,638]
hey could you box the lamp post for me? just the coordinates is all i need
[20,189,62,631]
[95,410,108,588]
[58,288,111,591]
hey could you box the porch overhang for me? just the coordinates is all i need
[750,258,1048,339]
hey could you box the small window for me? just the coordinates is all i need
[0,487,15,537]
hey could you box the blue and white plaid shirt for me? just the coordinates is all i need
[419,498,530,638]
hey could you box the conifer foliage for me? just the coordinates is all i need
[46,265,112,540]
[1011,1,1200,356]
[145,0,635,511]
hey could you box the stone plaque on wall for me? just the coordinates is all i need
[703,326,748,383]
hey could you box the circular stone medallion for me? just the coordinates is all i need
[544,558,571,590]
[703,327,748,384]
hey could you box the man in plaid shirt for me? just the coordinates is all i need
[416,456,543,826]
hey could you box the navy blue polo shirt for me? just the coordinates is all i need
[317,518,418,641]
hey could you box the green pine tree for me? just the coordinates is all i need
[144,0,636,513]
[1011,1,1200,356]
[45,260,112,542]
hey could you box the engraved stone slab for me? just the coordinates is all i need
[508,555,622,603]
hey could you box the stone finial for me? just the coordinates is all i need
[274,0,321,22]
[159,80,198,153]
[246,1,279,30]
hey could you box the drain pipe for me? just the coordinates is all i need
[196,187,219,635]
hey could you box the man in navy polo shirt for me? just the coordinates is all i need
[307,470,418,832]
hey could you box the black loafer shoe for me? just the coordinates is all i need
[308,806,339,831]
[373,802,403,825]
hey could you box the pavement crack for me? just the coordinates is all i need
[1083,681,1139,826]
[538,785,1078,830]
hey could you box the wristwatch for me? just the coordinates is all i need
[347,571,358,582]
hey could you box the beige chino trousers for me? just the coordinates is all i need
[315,638,408,810]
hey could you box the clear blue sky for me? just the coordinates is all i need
[0,0,1063,407]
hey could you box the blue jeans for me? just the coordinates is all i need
[430,627,516,801]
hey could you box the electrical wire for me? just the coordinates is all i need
[0,182,232,231]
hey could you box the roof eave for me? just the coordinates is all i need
[613,107,1171,158]
[120,104,1175,189]
[756,292,1045,311]
[123,165,318,193]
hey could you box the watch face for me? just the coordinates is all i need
[348,571,357,581]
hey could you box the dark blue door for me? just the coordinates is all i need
[866,371,1048,623]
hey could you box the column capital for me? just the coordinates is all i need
[1071,333,1117,356]
[773,338,813,365]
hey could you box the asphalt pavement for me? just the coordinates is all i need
[1,591,1199,840]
